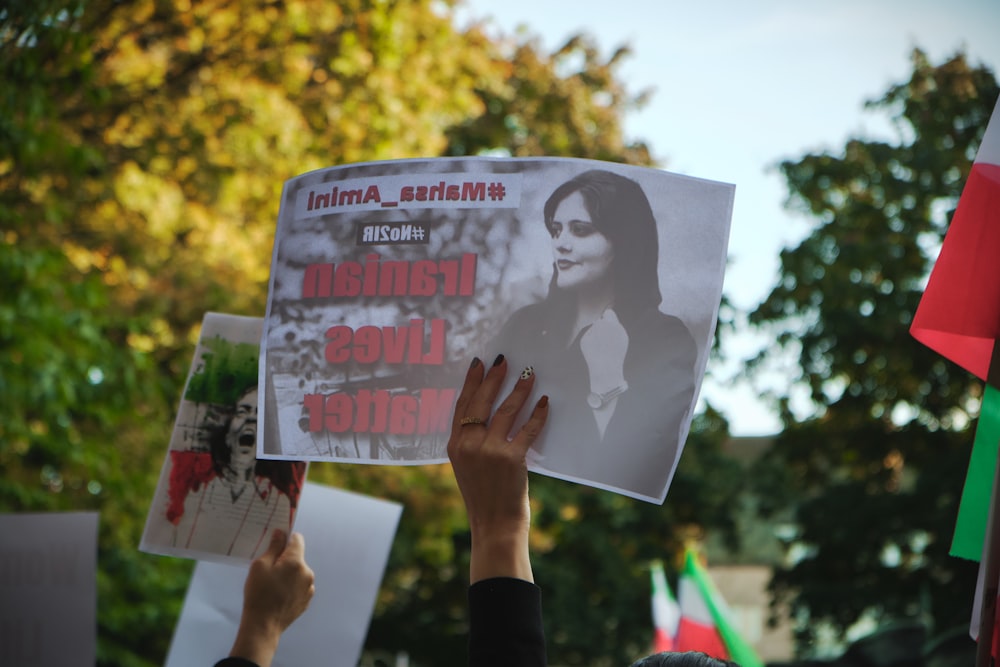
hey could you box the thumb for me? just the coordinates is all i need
[260,528,287,564]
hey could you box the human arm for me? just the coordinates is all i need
[448,354,548,583]
[448,354,550,666]
[216,529,315,667]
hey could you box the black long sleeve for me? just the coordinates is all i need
[468,577,547,667]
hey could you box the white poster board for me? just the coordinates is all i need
[165,482,402,667]
[259,157,734,502]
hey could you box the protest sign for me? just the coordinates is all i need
[164,482,402,667]
[142,313,307,563]
[259,158,733,502]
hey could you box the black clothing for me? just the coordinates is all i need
[214,578,547,667]
[494,301,697,498]
[468,577,547,667]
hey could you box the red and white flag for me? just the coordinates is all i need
[675,571,730,659]
[911,95,1000,381]
[650,560,680,652]
[673,548,764,667]
[909,94,1000,665]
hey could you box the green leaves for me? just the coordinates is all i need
[750,50,996,650]
[2,1,684,664]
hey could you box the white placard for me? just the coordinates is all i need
[165,482,402,667]
[260,157,734,503]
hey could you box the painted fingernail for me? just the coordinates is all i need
[538,395,549,408]
[520,366,534,380]
[492,354,505,367]
[470,357,481,369]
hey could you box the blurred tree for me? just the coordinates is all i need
[529,407,744,666]
[748,49,998,652]
[1,0,731,665]
[2,2,200,664]
[445,32,653,163]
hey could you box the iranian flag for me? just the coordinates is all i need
[909,94,1000,665]
[911,94,1000,561]
[650,560,680,652]
[674,548,764,667]
[910,95,1000,382]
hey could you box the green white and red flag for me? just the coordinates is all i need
[909,96,1000,559]
[650,560,680,652]
[909,94,1000,663]
[674,548,765,667]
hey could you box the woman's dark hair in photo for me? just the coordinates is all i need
[542,169,663,326]
[207,385,305,507]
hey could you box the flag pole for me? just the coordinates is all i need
[975,340,1000,667]
[975,450,1000,666]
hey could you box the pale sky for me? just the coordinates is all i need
[458,0,1000,435]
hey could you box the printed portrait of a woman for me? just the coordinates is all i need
[142,314,306,562]
[492,169,698,500]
